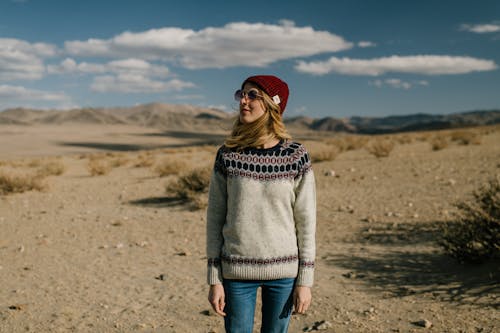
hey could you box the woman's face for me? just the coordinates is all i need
[238,82,266,124]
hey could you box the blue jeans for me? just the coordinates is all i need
[223,278,295,333]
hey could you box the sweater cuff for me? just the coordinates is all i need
[207,260,223,285]
[296,266,314,287]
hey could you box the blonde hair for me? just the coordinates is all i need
[224,91,291,150]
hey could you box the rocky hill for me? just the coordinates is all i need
[285,109,500,134]
[0,103,233,132]
[1,104,499,134]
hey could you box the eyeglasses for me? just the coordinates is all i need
[234,89,263,101]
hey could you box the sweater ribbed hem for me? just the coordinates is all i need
[296,267,314,287]
[222,261,298,281]
[207,265,223,285]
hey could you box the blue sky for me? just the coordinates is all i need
[0,0,499,118]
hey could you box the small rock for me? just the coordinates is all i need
[413,319,432,328]
[361,215,376,223]
[447,179,456,186]
[304,320,333,331]
[115,243,124,249]
[386,212,394,217]
[8,304,26,311]
[155,274,167,281]
[324,170,336,177]
[342,271,365,279]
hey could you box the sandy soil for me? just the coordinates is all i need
[0,124,499,333]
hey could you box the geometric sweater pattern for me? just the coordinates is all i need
[206,140,316,287]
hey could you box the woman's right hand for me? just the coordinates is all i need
[208,284,226,316]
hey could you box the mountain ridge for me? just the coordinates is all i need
[1,103,499,134]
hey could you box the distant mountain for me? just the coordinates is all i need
[0,103,233,132]
[344,110,500,134]
[1,104,499,134]
[285,109,500,134]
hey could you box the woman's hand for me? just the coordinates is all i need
[293,285,312,314]
[208,284,226,316]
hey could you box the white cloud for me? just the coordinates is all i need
[385,78,411,90]
[0,38,57,81]
[90,74,194,93]
[65,21,353,69]
[358,41,376,48]
[460,23,500,33]
[0,84,75,110]
[369,78,430,90]
[0,85,68,101]
[48,57,170,77]
[295,55,498,76]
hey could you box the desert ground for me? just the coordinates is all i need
[0,124,498,333]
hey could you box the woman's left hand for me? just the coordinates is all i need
[293,285,312,314]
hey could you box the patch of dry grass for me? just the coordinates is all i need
[366,137,395,158]
[394,134,414,145]
[325,135,369,152]
[154,157,188,177]
[450,130,482,145]
[0,169,46,195]
[430,135,449,151]
[87,155,112,176]
[134,152,155,168]
[304,141,340,163]
[166,166,211,210]
[439,177,500,263]
[36,159,66,177]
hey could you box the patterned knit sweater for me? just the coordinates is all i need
[206,140,316,287]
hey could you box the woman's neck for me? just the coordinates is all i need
[259,137,280,149]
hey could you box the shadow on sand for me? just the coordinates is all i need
[328,220,499,308]
[57,139,219,152]
[128,196,184,208]
[136,130,226,143]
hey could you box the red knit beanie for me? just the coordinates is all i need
[242,75,289,115]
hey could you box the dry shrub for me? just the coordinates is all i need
[366,138,395,158]
[134,152,155,168]
[430,135,449,151]
[154,157,188,177]
[87,157,112,176]
[166,166,211,210]
[36,160,66,177]
[0,169,46,195]
[450,130,481,145]
[395,134,413,145]
[327,135,368,152]
[305,141,340,163]
[415,132,433,142]
[27,159,42,168]
[439,177,500,263]
[109,155,129,168]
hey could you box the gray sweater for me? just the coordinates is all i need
[206,140,316,287]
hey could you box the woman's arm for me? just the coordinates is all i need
[293,152,317,287]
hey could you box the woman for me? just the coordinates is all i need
[206,75,316,333]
